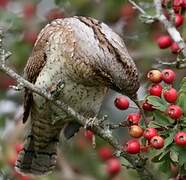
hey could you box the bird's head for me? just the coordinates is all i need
[97,56,140,101]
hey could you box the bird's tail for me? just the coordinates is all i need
[15,133,58,176]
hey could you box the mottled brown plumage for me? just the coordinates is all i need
[16,16,140,176]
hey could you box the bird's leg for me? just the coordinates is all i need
[85,114,109,128]
[99,114,109,125]
[10,82,24,91]
[85,117,98,129]
[50,80,65,98]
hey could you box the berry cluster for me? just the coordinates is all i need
[98,147,121,177]
[82,67,186,178]
[157,0,186,54]
[144,69,186,146]
[114,68,186,157]
[145,69,183,120]
[114,95,164,154]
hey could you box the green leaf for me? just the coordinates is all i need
[178,148,186,166]
[151,151,169,163]
[0,116,5,128]
[179,77,186,93]
[177,77,186,115]
[120,158,132,168]
[164,134,174,148]
[148,121,163,128]
[55,0,61,5]
[172,144,186,167]
[177,93,186,114]
[170,150,178,163]
[171,144,183,152]
[158,154,171,174]
[180,165,186,175]
[147,96,168,111]
[158,150,170,161]
[151,152,164,163]
[181,118,186,126]
[153,110,172,126]
[0,11,23,31]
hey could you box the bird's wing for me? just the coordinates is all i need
[23,25,58,123]
[23,50,47,123]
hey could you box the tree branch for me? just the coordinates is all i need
[129,0,186,68]
[153,0,186,57]
[0,31,155,180]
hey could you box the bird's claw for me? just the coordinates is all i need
[10,82,24,91]
[85,117,98,129]
[100,114,108,125]
[50,80,65,98]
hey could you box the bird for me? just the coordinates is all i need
[15,16,140,176]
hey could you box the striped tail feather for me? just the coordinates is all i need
[15,134,58,176]
[15,111,63,176]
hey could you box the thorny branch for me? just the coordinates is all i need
[0,31,155,180]
[129,0,186,68]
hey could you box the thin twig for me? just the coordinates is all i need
[129,0,186,67]
[128,0,146,14]
[153,0,186,58]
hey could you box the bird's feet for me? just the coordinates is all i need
[85,117,98,129]
[50,80,65,98]
[10,82,24,91]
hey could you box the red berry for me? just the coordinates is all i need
[13,171,30,180]
[170,163,179,177]
[170,42,180,54]
[149,84,163,97]
[84,130,94,141]
[163,10,170,19]
[129,125,143,138]
[120,4,135,19]
[173,0,183,6]
[147,69,162,83]
[23,31,38,45]
[140,145,150,153]
[98,147,113,161]
[143,128,158,141]
[46,8,64,21]
[174,131,186,146]
[0,74,16,90]
[23,3,36,19]
[124,139,140,154]
[19,175,30,180]
[162,69,176,84]
[15,143,23,154]
[163,88,178,103]
[7,155,17,166]
[150,136,164,149]
[114,96,129,110]
[167,105,183,120]
[106,158,121,176]
[180,176,186,180]
[0,0,9,8]
[127,113,141,125]
[157,35,172,49]
[142,101,154,111]
[175,14,184,27]
[173,0,183,12]
[182,0,186,8]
